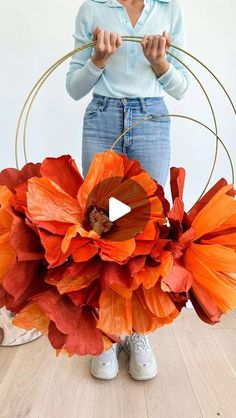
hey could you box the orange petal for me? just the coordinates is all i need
[97,287,132,335]
[61,223,99,253]
[191,184,236,240]
[184,243,236,313]
[45,259,100,294]
[186,242,236,273]
[142,283,179,318]
[27,176,82,224]
[97,238,135,263]
[73,243,98,262]
[0,185,15,208]
[77,150,124,211]
[13,302,50,332]
[0,233,16,283]
[131,290,161,334]
[132,251,173,290]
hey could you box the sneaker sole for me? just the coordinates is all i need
[123,339,158,381]
[89,343,123,380]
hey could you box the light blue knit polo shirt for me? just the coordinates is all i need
[66,0,189,100]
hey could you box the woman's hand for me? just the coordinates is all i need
[141,31,172,77]
[91,26,123,69]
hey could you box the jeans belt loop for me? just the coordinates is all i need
[139,97,148,114]
[121,97,127,106]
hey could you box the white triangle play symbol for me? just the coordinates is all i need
[108,197,131,222]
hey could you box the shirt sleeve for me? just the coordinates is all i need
[65,0,105,101]
[157,0,190,100]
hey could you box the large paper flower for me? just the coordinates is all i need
[0,157,120,355]
[160,167,236,324]
[1,151,236,356]
[25,150,168,266]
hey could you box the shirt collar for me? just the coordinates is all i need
[91,0,170,7]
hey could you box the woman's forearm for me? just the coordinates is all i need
[66,57,105,101]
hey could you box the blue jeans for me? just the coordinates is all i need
[82,93,171,188]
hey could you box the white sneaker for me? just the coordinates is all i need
[89,343,122,380]
[124,332,158,380]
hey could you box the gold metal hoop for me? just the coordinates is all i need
[110,113,234,214]
[15,37,235,206]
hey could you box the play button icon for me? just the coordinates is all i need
[108,197,131,222]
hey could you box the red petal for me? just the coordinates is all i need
[40,155,83,198]
[170,167,186,201]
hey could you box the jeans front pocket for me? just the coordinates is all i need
[84,102,100,120]
[145,102,170,124]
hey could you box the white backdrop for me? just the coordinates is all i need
[0,0,235,208]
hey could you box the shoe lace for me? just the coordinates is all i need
[131,332,150,353]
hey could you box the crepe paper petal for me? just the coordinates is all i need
[187,178,228,223]
[45,259,100,295]
[25,212,72,236]
[128,256,146,275]
[3,260,41,300]
[0,285,6,308]
[101,262,133,298]
[0,234,16,284]
[40,155,83,199]
[207,213,236,235]
[38,229,93,267]
[73,242,98,262]
[96,238,136,263]
[0,162,41,193]
[141,283,180,319]
[0,185,15,210]
[48,306,104,356]
[66,281,99,307]
[150,239,170,261]
[32,289,80,335]
[134,219,159,242]
[167,197,185,224]
[189,281,222,324]
[132,240,155,257]
[97,287,132,336]
[102,335,113,351]
[0,168,22,192]
[191,184,236,240]
[48,320,66,349]
[13,302,50,332]
[161,258,194,293]
[8,213,44,261]
[186,243,236,273]
[27,176,82,224]
[184,244,236,313]
[170,167,186,202]
[61,223,99,254]
[77,150,124,211]
[132,251,172,290]
[131,290,162,334]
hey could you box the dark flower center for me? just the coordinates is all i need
[88,206,113,235]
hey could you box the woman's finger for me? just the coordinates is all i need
[103,31,111,53]
[116,34,123,48]
[110,32,117,51]
[97,30,105,51]
[146,36,153,55]
[158,36,166,56]
[163,30,172,48]
[141,35,148,49]
[151,36,160,57]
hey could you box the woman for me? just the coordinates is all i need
[66,0,189,381]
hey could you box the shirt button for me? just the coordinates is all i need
[139,21,142,25]
[130,50,135,53]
